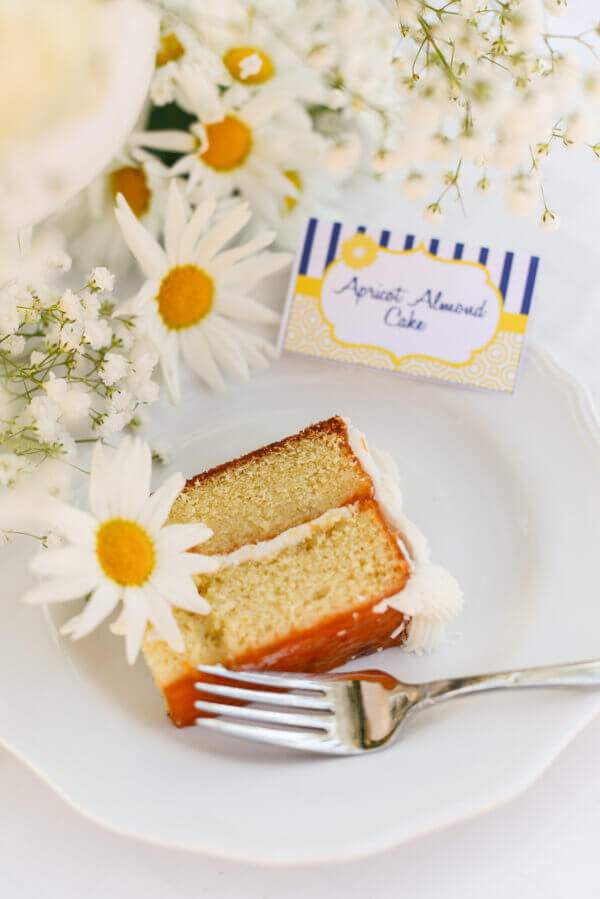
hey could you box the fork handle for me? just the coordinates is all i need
[417,658,600,706]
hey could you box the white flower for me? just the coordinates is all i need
[424,203,443,224]
[544,0,568,17]
[28,395,62,443]
[540,209,560,231]
[100,352,129,387]
[324,140,361,175]
[133,81,323,225]
[0,292,21,336]
[475,176,493,195]
[44,375,91,423]
[116,180,290,403]
[43,531,63,550]
[402,172,431,200]
[152,440,173,465]
[4,334,26,356]
[99,410,133,438]
[90,266,115,292]
[83,319,112,351]
[24,436,218,664]
[306,44,337,73]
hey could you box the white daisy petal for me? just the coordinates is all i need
[223,251,293,286]
[115,194,168,279]
[179,328,226,393]
[152,569,211,615]
[117,588,148,665]
[23,572,99,605]
[142,472,185,533]
[110,436,151,519]
[208,231,277,276]
[194,203,251,268]
[242,94,288,127]
[60,580,121,640]
[170,153,196,177]
[216,291,280,324]
[165,181,187,265]
[131,129,196,153]
[203,317,250,381]
[41,503,97,548]
[160,332,181,405]
[30,546,97,578]
[156,522,213,555]
[144,583,185,653]
[179,197,217,262]
[89,441,111,520]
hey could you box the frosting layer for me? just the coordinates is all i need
[343,418,463,652]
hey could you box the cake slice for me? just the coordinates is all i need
[142,416,462,726]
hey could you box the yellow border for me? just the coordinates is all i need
[293,242,527,369]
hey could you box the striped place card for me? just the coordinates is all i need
[278,217,540,393]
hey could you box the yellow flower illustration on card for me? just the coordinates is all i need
[341,233,379,269]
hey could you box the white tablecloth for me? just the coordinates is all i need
[4,4,600,890]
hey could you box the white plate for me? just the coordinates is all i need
[2,345,600,864]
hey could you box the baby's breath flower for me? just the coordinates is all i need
[4,335,26,356]
[544,0,568,18]
[43,531,63,550]
[152,440,173,465]
[100,352,129,386]
[402,172,431,200]
[90,266,115,292]
[475,176,493,195]
[540,209,560,231]
[424,202,443,224]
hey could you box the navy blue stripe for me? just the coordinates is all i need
[520,256,539,315]
[325,221,342,270]
[404,234,415,250]
[299,218,317,276]
[498,251,514,300]
[478,247,489,266]
[453,242,464,260]
[379,229,391,248]
[357,225,366,233]
[429,238,439,256]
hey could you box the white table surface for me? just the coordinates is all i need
[4,5,600,893]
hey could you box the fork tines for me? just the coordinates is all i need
[193,664,341,752]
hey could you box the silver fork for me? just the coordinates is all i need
[194,659,600,754]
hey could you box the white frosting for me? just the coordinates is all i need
[343,417,463,653]
[210,506,352,570]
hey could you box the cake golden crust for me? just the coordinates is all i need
[181,416,359,495]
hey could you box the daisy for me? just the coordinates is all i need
[115,180,291,402]
[24,437,218,664]
[51,146,173,278]
[194,12,326,103]
[132,77,325,224]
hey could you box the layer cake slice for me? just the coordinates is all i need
[142,416,462,726]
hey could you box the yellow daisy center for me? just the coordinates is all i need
[156,265,214,330]
[284,170,302,212]
[200,115,252,171]
[156,32,185,67]
[96,519,155,587]
[223,46,275,85]
[110,166,151,218]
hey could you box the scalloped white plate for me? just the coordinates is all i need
[2,345,600,864]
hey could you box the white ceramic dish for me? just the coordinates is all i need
[2,345,600,864]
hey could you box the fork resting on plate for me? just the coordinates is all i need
[194,659,600,755]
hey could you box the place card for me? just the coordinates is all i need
[278,217,540,392]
